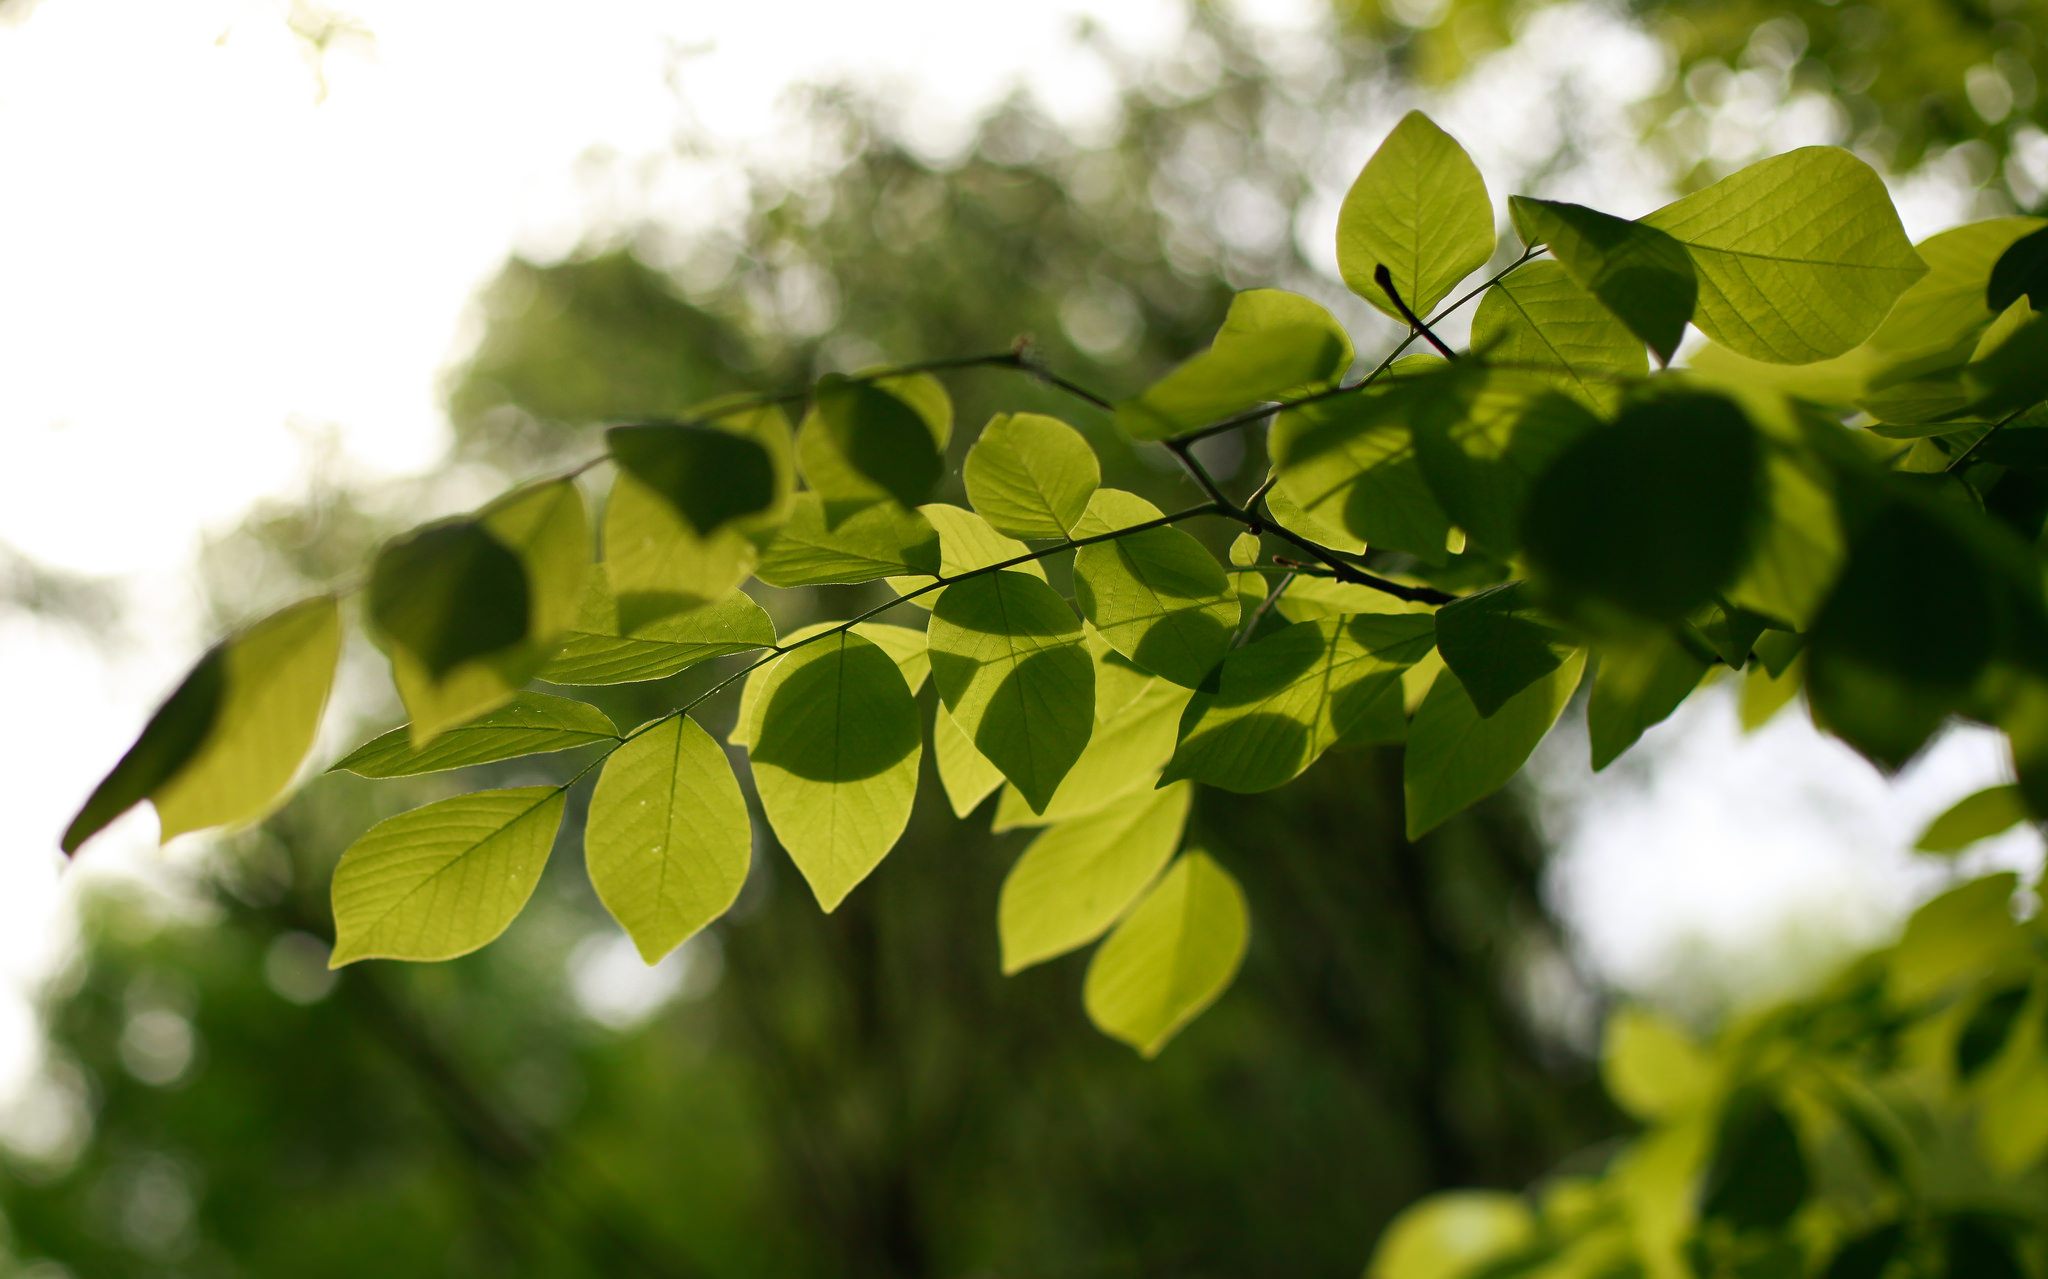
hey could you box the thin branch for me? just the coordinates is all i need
[1234,571,1296,648]
[1373,264,1458,361]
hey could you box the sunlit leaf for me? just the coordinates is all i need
[1366,1194,1537,1279]
[1269,368,1455,562]
[933,704,1004,819]
[329,786,566,965]
[884,502,1046,608]
[1083,851,1249,1058]
[1471,257,1651,401]
[928,571,1094,812]
[1337,111,1495,321]
[797,372,949,513]
[1071,489,1238,688]
[1115,290,1352,440]
[331,692,617,778]
[963,412,1099,537]
[992,673,1193,829]
[1409,373,1601,559]
[1507,197,1696,364]
[1403,652,1583,839]
[1916,784,2028,855]
[1587,630,1709,770]
[755,491,941,587]
[374,478,589,743]
[1642,147,1926,363]
[1602,1007,1713,1121]
[1434,582,1572,717]
[1164,614,1436,793]
[63,595,343,854]
[999,783,1191,974]
[587,714,750,962]
[604,404,792,617]
[729,620,929,749]
[747,632,921,911]
[538,570,775,685]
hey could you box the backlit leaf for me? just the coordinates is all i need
[1337,111,1495,320]
[1367,1194,1537,1279]
[1916,784,2028,854]
[604,404,792,617]
[64,595,343,854]
[992,673,1193,830]
[538,571,775,685]
[928,571,1095,812]
[729,621,929,749]
[1471,257,1651,401]
[1072,489,1239,688]
[1587,630,1709,770]
[1164,614,1436,793]
[329,787,565,965]
[374,478,589,744]
[1115,290,1352,440]
[332,692,617,778]
[755,491,941,587]
[963,412,1099,537]
[1642,147,1926,363]
[1434,582,1572,717]
[1408,372,1601,558]
[933,705,1005,819]
[998,783,1191,973]
[1404,652,1583,839]
[1083,851,1249,1058]
[797,372,949,513]
[1507,197,1696,364]
[1269,370,1455,562]
[748,632,922,911]
[587,715,750,962]
[884,502,1046,608]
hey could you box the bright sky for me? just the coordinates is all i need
[0,0,2036,1111]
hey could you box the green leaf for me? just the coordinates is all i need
[1269,371,1455,562]
[1697,1087,1810,1230]
[1507,197,1696,364]
[1261,478,1365,554]
[538,571,775,685]
[1586,631,1709,770]
[729,621,929,748]
[1071,489,1239,688]
[1602,1007,1713,1121]
[64,595,343,854]
[1916,784,2027,854]
[586,715,750,962]
[928,571,1095,812]
[1115,290,1353,440]
[1336,110,1494,321]
[1228,532,1261,567]
[1471,257,1651,403]
[375,478,590,743]
[1642,147,1926,363]
[998,783,1192,974]
[331,692,617,778]
[606,420,778,537]
[1367,1194,1537,1279]
[883,502,1046,607]
[1722,430,1845,631]
[963,412,1099,537]
[1082,851,1249,1058]
[797,373,949,513]
[1888,873,2019,1005]
[933,705,1005,819]
[747,632,922,911]
[603,404,792,617]
[1404,652,1583,839]
[1988,223,2048,312]
[1408,373,1601,558]
[992,672,1193,829]
[329,786,565,965]
[1434,583,1571,717]
[1807,496,1995,769]
[1521,392,1764,621]
[1164,614,1436,793]
[754,491,941,587]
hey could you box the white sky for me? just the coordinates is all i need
[0,0,2036,1104]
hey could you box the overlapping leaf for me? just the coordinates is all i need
[1083,851,1249,1058]
[1116,290,1353,440]
[332,692,617,778]
[1403,652,1584,838]
[1071,489,1238,688]
[998,782,1191,973]
[538,571,776,685]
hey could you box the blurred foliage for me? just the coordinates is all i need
[1371,872,2048,1278]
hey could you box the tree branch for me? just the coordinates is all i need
[1373,264,1458,361]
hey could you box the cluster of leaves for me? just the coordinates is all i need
[62,108,2048,1056]
[1367,871,2048,1279]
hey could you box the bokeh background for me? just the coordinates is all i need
[2,0,2046,1273]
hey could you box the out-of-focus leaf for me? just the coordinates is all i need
[331,692,616,778]
[755,492,941,586]
[1916,784,2028,854]
[538,572,775,685]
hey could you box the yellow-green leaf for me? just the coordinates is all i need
[755,491,941,587]
[64,595,343,854]
[587,715,750,962]
[747,632,922,911]
[1404,652,1583,839]
[329,787,565,965]
[963,412,1099,537]
[331,691,617,778]
[537,570,775,685]
[1916,784,2029,855]
[1071,489,1238,688]
[999,783,1192,974]
[1083,851,1249,1058]
[1115,290,1353,440]
[1337,111,1495,320]
[1471,257,1650,403]
[933,705,1005,819]
[1507,197,1695,364]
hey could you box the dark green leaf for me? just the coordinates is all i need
[606,421,777,536]
[1508,197,1696,364]
[1697,1087,1809,1231]
[1433,582,1571,717]
[1988,224,2048,312]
